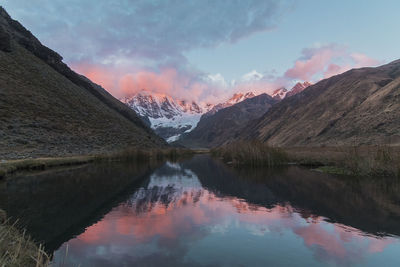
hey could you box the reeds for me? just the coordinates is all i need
[284,145,400,177]
[341,145,400,177]
[0,212,50,267]
[211,141,288,167]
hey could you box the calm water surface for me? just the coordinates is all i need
[1,155,400,266]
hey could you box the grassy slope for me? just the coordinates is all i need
[0,43,166,159]
[241,60,400,146]
[0,7,166,160]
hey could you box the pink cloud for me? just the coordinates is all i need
[351,53,381,68]
[323,63,352,79]
[285,44,381,81]
[71,62,231,104]
[71,44,381,104]
[285,45,342,81]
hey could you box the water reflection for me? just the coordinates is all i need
[0,161,159,251]
[1,155,400,266]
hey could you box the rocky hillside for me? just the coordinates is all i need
[176,94,278,148]
[240,60,400,146]
[0,7,166,159]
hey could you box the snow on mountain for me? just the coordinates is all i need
[121,82,310,142]
[203,92,256,117]
[121,90,214,142]
[272,82,311,100]
[271,87,288,100]
[286,81,312,98]
[227,92,256,105]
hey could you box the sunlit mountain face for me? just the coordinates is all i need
[43,156,400,267]
[120,82,310,143]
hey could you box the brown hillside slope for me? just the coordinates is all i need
[0,7,166,159]
[241,60,400,146]
[177,94,278,148]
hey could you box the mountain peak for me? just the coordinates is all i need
[122,91,214,142]
[286,81,312,98]
[227,92,256,105]
[271,82,311,100]
[204,91,257,118]
[272,87,288,100]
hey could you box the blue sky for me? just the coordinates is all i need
[2,0,399,102]
[186,0,399,81]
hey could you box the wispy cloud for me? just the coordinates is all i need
[284,44,381,81]
[3,0,290,64]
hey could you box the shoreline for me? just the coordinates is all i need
[2,145,399,179]
[211,143,400,177]
[0,148,194,179]
[0,156,96,179]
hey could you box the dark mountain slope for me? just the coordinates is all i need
[177,94,278,148]
[0,7,166,159]
[240,60,400,146]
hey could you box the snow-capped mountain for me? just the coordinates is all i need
[272,82,311,100]
[122,82,310,143]
[203,92,256,117]
[271,87,288,100]
[286,81,312,98]
[122,90,214,142]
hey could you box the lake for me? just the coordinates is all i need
[1,154,400,266]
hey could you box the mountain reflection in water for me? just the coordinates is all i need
[1,155,400,266]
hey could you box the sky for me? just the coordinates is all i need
[2,0,399,103]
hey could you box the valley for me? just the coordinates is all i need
[1,2,399,267]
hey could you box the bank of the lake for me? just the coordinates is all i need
[211,141,400,177]
[284,145,400,177]
[0,148,193,179]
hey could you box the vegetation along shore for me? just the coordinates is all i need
[212,141,400,177]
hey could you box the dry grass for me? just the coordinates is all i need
[342,145,400,177]
[0,156,95,179]
[284,145,400,177]
[0,210,50,267]
[211,141,288,167]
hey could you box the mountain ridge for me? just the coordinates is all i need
[237,60,400,146]
[123,82,310,142]
[0,7,166,159]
